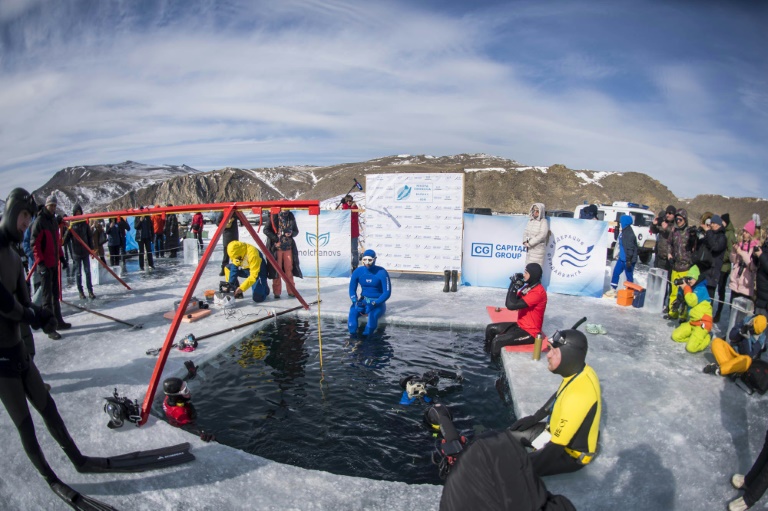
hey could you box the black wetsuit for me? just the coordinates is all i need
[0,230,85,484]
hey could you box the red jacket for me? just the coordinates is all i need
[163,397,195,427]
[152,214,166,235]
[342,202,360,238]
[517,284,547,337]
[191,213,204,233]
[30,210,64,269]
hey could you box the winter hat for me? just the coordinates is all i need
[675,208,688,224]
[710,215,723,227]
[551,329,588,377]
[686,265,701,282]
[665,205,677,215]
[72,204,83,216]
[45,193,58,207]
[744,220,756,236]
[721,213,731,226]
[753,315,767,336]
[525,263,542,285]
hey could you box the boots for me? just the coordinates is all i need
[451,270,458,292]
[443,270,450,292]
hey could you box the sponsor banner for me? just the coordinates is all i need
[287,210,350,278]
[461,215,610,297]
[365,173,464,273]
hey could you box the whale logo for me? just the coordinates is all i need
[305,232,331,248]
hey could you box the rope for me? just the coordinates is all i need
[315,212,324,374]
[655,271,752,312]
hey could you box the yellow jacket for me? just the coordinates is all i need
[549,364,601,464]
[226,241,264,292]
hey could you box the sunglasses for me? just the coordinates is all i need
[675,217,685,222]
[361,257,374,263]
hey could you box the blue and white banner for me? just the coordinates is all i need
[461,215,610,297]
[285,210,350,278]
[365,173,464,273]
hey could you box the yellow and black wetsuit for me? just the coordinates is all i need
[531,364,601,476]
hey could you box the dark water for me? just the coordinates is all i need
[155,317,514,484]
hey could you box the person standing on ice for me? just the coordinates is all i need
[522,203,549,268]
[226,240,270,302]
[604,214,637,298]
[729,426,768,511]
[62,204,95,300]
[348,249,391,337]
[263,209,302,299]
[507,329,602,477]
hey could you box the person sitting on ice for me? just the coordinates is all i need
[162,377,197,427]
[485,262,548,357]
[226,240,270,303]
[348,249,391,336]
[727,314,767,359]
[670,265,713,353]
[507,329,601,477]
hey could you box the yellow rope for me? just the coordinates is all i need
[315,211,324,373]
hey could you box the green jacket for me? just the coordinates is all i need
[722,223,737,272]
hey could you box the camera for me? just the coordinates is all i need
[673,278,685,286]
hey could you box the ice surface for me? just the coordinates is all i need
[1,253,765,510]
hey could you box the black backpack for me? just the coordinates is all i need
[741,359,768,395]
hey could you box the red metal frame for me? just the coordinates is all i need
[135,200,319,425]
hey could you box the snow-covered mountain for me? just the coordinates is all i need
[29,154,767,229]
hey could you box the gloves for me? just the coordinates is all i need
[233,288,243,298]
[365,301,376,315]
[60,256,68,270]
[740,324,751,337]
[509,273,525,292]
[23,304,56,332]
[509,407,548,431]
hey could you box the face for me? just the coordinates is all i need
[17,210,32,234]
[546,345,561,372]
[743,229,753,241]
[711,222,721,231]
[665,213,675,222]
[523,269,530,281]
[46,203,56,215]
[675,216,685,227]
[361,255,375,267]
[532,208,539,218]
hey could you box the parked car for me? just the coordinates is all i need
[545,209,574,218]
[574,201,657,263]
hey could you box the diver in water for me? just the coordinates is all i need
[162,377,197,427]
[399,369,464,406]
[348,249,391,336]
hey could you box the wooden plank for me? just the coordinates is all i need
[163,308,212,323]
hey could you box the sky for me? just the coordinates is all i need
[0,0,766,200]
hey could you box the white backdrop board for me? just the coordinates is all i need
[364,173,464,273]
[277,210,351,278]
[462,215,611,297]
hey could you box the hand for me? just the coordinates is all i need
[234,288,243,298]
[740,324,751,337]
[509,414,542,432]
[60,256,68,270]
[24,304,55,331]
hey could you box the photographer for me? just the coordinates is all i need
[485,263,548,357]
[666,208,697,320]
[650,205,676,310]
[728,314,767,358]
[728,219,759,308]
[671,265,713,353]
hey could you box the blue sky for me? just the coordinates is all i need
[0,0,766,200]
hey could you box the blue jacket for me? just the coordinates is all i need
[349,264,391,304]
[618,215,638,263]
[22,226,34,261]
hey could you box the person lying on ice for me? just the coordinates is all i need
[507,329,602,477]
[484,262,548,357]
[670,264,713,353]
[728,314,767,359]
[348,249,391,336]
[226,240,270,303]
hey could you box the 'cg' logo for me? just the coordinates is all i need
[471,243,492,258]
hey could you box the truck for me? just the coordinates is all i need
[573,201,657,264]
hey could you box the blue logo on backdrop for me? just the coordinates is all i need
[471,243,493,258]
[557,244,595,268]
[306,232,331,248]
[396,185,412,201]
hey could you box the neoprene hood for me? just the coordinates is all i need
[553,329,588,377]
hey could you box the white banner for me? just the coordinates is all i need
[288,210,350,278]
[364,173,464,273]
[461,215,611,297]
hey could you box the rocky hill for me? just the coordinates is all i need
[30,154,767,231]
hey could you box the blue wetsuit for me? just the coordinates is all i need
[348,264,391,335]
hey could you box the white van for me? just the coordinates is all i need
[574,201,657,263]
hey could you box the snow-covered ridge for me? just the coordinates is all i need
[574,170,616,187]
